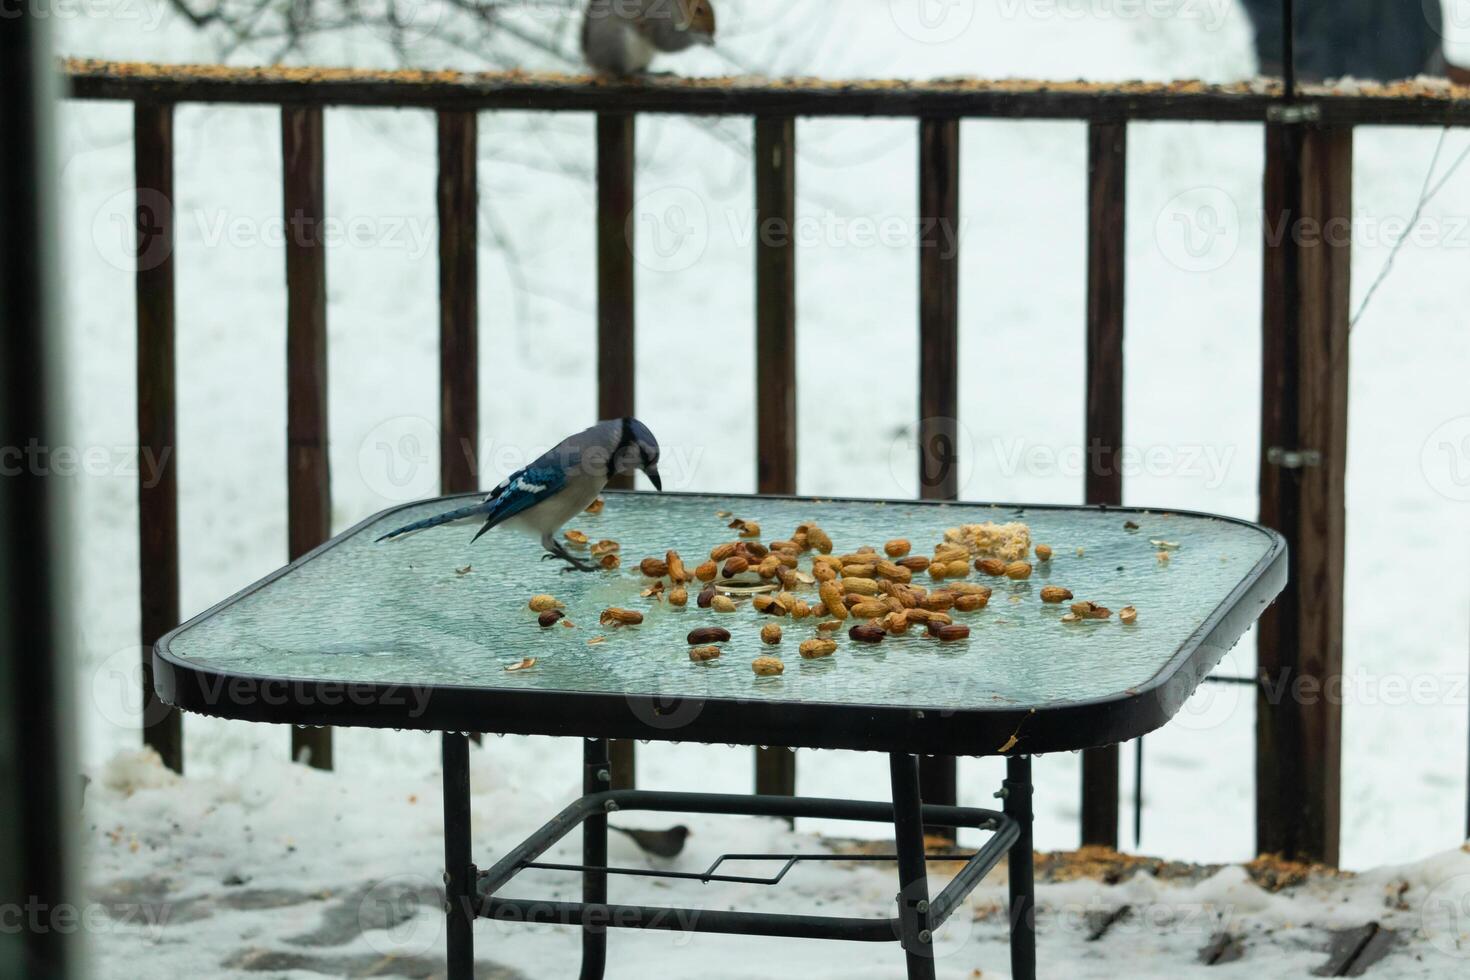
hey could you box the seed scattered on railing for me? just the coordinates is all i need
[669,587,689,607]
[1005,561,1033,580]
[976,558,1007,577]
[688,626,731,644]
[1119,606,1138,625]
[538,609,565,628]
[885,539,911,558]
[752,656,785,675]
[1034,544,1053,561]
[505,657,537,671]
[586,498,605,515]
[955,594,988,612]
[564,529,589,548]
[1040,585,1074,604]
[761,624,782,645]
[848,625,885,644]
[599,553,621,570]
[528,594,562,612]
[690,645,721,662]
[712,595,737,613]
[697,585,716,608]
[695,560,718,582]
[933,624,970,642]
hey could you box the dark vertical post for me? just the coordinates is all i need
[889,753,936,980]
[581,738,610,978]
[754,116,798,803]
[1004,755,1037,980]
[133,101,183,774]
[597,113,637,790]
[282,106,333,770]
[1081,120,1127,849]
[439,110,481,746]
[1257,121,1351,866]
[1,17,76,976]
[438,110,479,496]
[442,733,474,980]
[918,117,960,837]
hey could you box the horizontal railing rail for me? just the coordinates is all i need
[64,58,1470,866]
[65,59,1470,125]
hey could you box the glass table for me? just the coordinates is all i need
[157,491,1287,980]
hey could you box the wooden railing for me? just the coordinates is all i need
[66,58,1469,865]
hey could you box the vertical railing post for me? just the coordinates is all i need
[438,109,482,746]
[917,116,961,837]
[1081,120,1127,849]
[282,105,333,770]
[438,110,479,497]
[2,18,78,975]
[597,112,637,790]
[134,101,183,774]
[753,115,798,802]
[1257,120,1352,866]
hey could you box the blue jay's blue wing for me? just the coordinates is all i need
[470,463,570,542]
[375,455,575,545]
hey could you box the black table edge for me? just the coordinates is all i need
[154,490,1288,757]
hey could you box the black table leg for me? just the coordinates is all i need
[1003,754,1036,980]
[580,739,611,980]
[889,753,936,980]
[443,733,474,980]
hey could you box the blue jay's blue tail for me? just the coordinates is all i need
[375,503,489,543]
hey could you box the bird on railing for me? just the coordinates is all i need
[581,0,716,76]
[375,418,662,572]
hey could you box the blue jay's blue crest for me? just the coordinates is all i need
[375,417,662,572]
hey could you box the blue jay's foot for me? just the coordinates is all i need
[541,550,597,573]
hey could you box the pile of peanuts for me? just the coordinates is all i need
[523,513,1141,677]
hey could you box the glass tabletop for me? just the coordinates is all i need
[164,492,1282,719]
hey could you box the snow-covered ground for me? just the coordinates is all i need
[48,1,1470,975]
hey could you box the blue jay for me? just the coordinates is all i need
[376,418,662,572]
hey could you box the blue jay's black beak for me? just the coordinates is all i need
[647,467,663,492]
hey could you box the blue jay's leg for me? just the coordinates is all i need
[541,533,597,573]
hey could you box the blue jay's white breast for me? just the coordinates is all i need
[500,472,609,538]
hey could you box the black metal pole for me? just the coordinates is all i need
[1133,738,1144,847]
[581,739,610,980]
[442,733,474,980]
[0,13,76,980]
[1004,755,1036,980]
[889,753,936,980]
